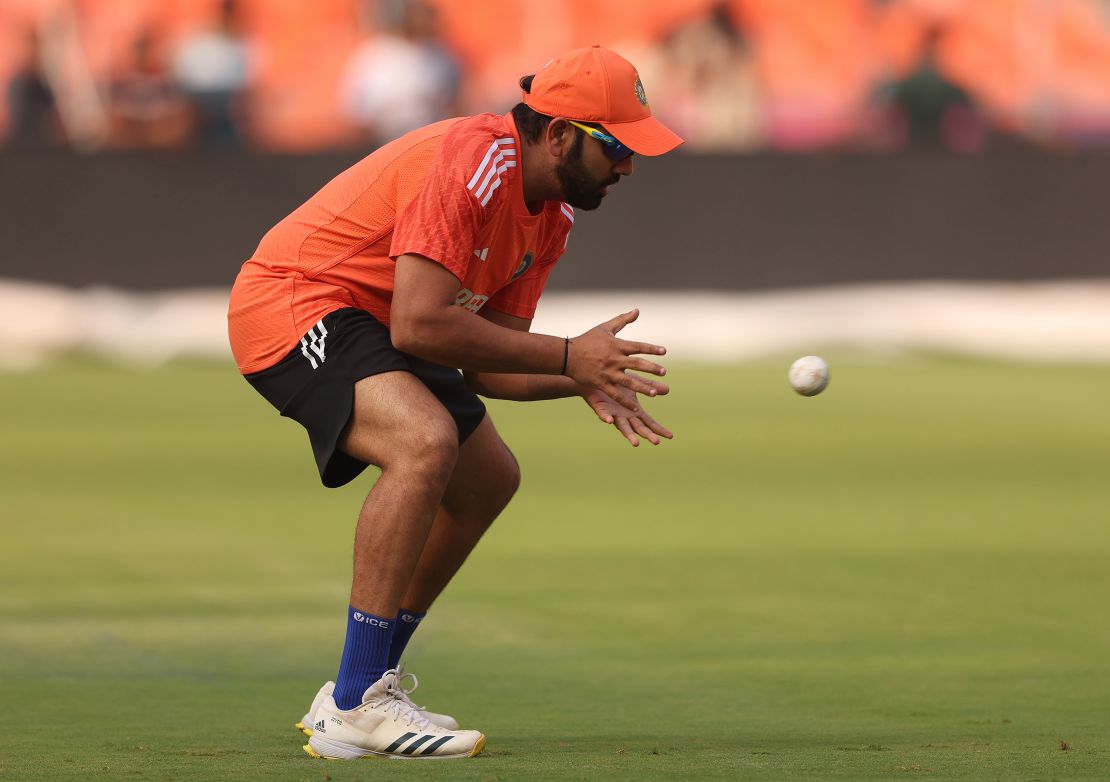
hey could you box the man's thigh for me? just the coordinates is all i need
[340,371,458,468]
[244,307,484,488]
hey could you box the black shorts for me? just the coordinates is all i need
[244,307,486,488]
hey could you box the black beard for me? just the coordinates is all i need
[556,136,618,211]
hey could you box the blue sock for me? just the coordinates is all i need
[333,606,396,710]
[387,609,426,669]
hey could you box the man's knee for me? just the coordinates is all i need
[499,449,522,505]
[442,440,520,520]
[400,422,459,482]
[484,446,521,514]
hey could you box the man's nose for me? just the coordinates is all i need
[614,155,634,176]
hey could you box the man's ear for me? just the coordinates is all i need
[545,118,574,159]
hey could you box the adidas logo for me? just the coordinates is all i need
[473,247,489,261]
[383,731,456,756]
[314,719,326,733]
[299,319,328,370]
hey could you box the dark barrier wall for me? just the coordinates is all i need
[1,150,1106,291]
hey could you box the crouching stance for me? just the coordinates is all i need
[227,46,681,760]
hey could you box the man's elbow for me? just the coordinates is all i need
[389,307,440,355]
[390,324,423,355]
[389,317,417,353]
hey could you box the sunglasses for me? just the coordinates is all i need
[567,120,634,162]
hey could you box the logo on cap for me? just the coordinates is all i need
[634,76,648,107]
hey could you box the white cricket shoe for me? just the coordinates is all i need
[304,669,484,760]
[295,669,459,736]
[392,666,461,730]
[294,681,335,736]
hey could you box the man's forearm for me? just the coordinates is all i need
[392,305,566,375]
[463,371,584,401]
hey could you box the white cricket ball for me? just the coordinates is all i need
[788,355,830,397]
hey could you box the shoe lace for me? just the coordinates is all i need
[375,669,430,731]
[394,665,426,709]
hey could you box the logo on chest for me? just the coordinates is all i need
[453,250,535,313]
[512,252,534,281]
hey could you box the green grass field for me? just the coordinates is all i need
[2,355,1109,781]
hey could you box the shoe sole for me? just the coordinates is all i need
[304,733,486,760]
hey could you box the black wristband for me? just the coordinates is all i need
[560,336,569,376]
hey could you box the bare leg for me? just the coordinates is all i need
[338,371,460,616]
[399,414,521,612]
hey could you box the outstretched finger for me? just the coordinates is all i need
[615,416,640,447]
[617,374,657,398]
[592,405,615,424]
[620,339,667,357]
[625,356,668,377]
[640,411,674,440]
[605,381,642,411]
[617,374,669,398]
[630,417,661,446]
[603,308,640,335]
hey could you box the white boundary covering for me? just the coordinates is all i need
[1,278,1109,369]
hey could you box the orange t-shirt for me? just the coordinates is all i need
[227,112,575,374]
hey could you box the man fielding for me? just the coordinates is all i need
[227,45,683,760]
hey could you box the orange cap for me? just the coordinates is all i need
[523,45,683,157]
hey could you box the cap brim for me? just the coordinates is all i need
[600,115,684,156]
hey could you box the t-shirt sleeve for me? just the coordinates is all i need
[389,140,486,282]
[485,208,574,320]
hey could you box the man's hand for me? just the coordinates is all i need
[565,309,668,411]
[583,386,674,447]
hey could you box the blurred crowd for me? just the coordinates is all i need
[4,0,1110,154]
